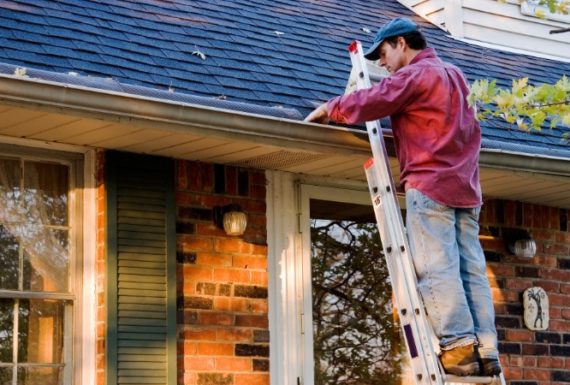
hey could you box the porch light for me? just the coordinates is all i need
[504,228,536,259]
[214,204,247,236]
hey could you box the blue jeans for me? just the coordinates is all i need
[405,189,498,359]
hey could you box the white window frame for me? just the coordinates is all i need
[0,138,97,385]
[267,171,373,385]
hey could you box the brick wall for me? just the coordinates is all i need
[176,160,269,385]
[479,200,570,385]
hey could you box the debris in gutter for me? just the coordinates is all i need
[274,31,285,36]
[362,27,372,34]
[216,95,227,100]
[550,27,570,34]
[14,67,28,77]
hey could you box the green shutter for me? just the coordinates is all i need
[106,151,176,385]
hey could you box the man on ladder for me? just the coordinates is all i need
[305,17,502,378]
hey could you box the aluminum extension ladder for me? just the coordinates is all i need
[346,40,506,385]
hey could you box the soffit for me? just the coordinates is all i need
[1,104,570,209]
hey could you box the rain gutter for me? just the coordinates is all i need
[0,74,370,157]
[1,74,569,178]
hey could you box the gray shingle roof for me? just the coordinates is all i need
[1,0,569,158]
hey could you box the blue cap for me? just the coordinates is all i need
[364,18,419,60]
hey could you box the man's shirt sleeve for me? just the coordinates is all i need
[327,68,418,124]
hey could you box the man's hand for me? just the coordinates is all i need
[304,103,330,124]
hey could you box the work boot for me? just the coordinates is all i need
[440,344,480,376]
[480,358,502,376]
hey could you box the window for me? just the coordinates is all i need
[0,155,76,385]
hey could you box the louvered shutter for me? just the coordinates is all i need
[106,151,176,385]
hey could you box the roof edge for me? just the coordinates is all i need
[0,73,370,157]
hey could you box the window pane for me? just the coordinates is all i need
[0,366,13,384]
[17,300,64,364]
[17,366,63,385]
[23,162,68,227]
[0,299,14,363]
[311,201,401,385]
[0,226,19,290]
[23,229,69,293]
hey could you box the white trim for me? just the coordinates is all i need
[268,173,375,385]
[81,149,97,385]
[298,185,372,385]
[267,170,302,385]
[0,137,97,385]
[448,34,570,63]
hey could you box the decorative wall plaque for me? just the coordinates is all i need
[523,287,549,331]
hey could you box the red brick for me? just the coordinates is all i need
[250,184,266,200]
[235,315,268,328]
[183,328,217,341]
[216,357,252,371]
[196,252,232,267]
[550,293,570,307]
[233,255,267,269]
[556,231,570,243]
[543,243,569,256]
[550,319,570,331]
[510,356,523,367]
[533,280,560,293]
[213,268,251,283]
[215,329,253,342]
[523,356,537,367]
[523,202,533,228]
[506,329,534,342]
[183,265,214,281]
[176,191,198,206]
[184,356,215,371]
[198,312,234,326]
[504,201,516,227]
[551,307,562,319]
[562,283,570,294]
[179,235,214,252]
[503,367,523,380]
[182,342,198,355]
[234,373,269,385]
[534,255,558,267]
[541,269,570,281]
[561,308,570,320]
[489,264,515,277]
[196,223,226,237]
[215,238,253,254]
[213,297,232,311]
[197,342,234,356]
[181,372,197,385]
[226,166,238,196]
[524,368,550,381]
[250,272,268,286]
[505,278,533,290]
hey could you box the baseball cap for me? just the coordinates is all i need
[364,17,419,60]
